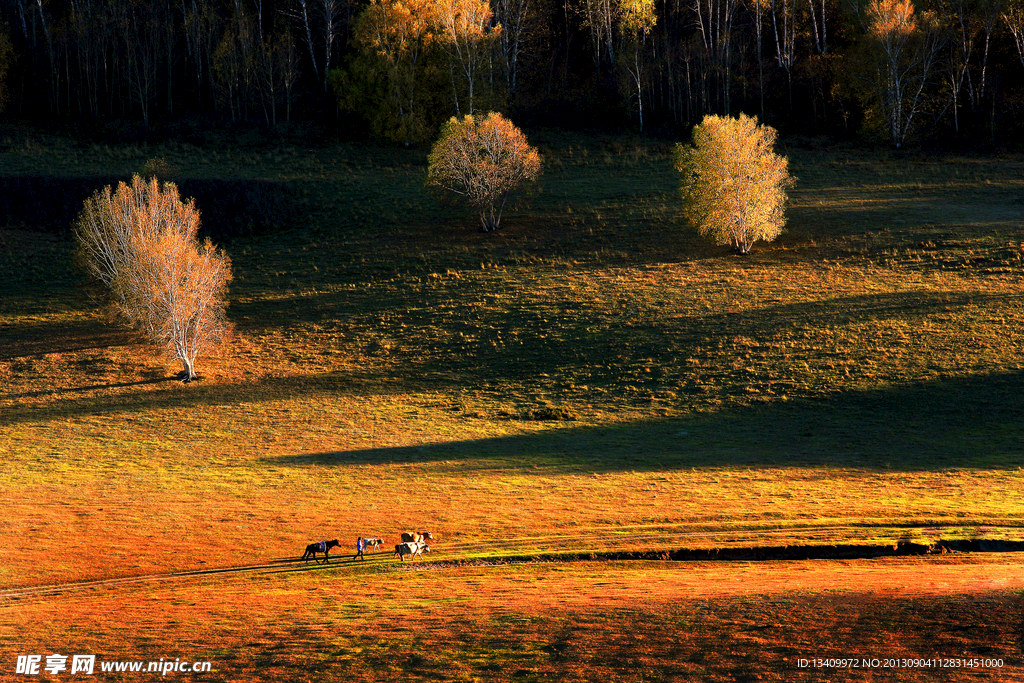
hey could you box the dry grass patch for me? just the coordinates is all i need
[3,557,1022,681]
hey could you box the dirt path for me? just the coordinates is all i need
[3,552,1021,683]
[3,549,1022,605]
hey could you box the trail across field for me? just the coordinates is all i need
[3,544,1023,604]
[6,552,1020,683]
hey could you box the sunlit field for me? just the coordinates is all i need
[1,129,1023,680]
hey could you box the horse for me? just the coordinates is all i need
[302,539,340,564]
[401,531,433,544]
[394,541,430,562]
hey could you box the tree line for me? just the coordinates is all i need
[2,0,1024,145]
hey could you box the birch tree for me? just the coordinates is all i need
[1005,0,1024,66]
[434,0,498,115]
[582,0,615,68]
[74,175,232,382]
[317,0,347,92]
[618,0,656,131]
[807,0,830,54]
[770,0,796,110]
[493,0,530,101]
[293,0,322,87]
[675,113,792,254]
[347,0,436,144]
[751,0,767,113]
[862,0,944,147]
[693,0,739,114]
[118,0,163,125]
[427,112,541,232]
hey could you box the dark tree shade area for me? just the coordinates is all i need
[2,0,1024,146]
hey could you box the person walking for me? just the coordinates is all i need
[354,536,365,561]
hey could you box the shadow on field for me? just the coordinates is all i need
[4,376,176,400]
[229,268,1002,332]
[228,285,1010,395]
[0,317,136,359]
[4,353,1021,472]
[4,276,1022,474]
[757,290,1010,324]
[266,370,1024,473]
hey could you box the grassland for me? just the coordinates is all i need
[1,127,1023,680]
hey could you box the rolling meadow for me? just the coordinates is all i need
[1,127,1023,681]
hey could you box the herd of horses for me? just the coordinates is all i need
[301,531,433,564]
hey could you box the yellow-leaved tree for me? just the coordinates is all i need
[433,0,501,116]
[618,0,657,131]
[674,113,793,255]
[342,0,439,146]
[427,111,541,232]
[860,0,942,148]
[74,175,232,382]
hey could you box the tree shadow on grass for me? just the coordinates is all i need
[0,317,136,359]
[229,263,1006,333]
[3,355,1020,474]
[266,370,1024,474]
[4,283,1021,477]
[4,251,1022,474]
[4,376,177,401]
[227,285,1012,400]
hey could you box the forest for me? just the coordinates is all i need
[1,0,1024,146]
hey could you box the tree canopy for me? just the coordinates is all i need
[74,176,232,381]
[675,113,793,255]
[427,111,541,232]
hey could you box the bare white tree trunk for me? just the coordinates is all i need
[494,0,529,101]
[435,0,495,115]
[864,0,943,148]
[1004,5,1024,68]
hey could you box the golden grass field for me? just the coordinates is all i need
[1,129,1023,680]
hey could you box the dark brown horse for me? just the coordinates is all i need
[302,539,340,563]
